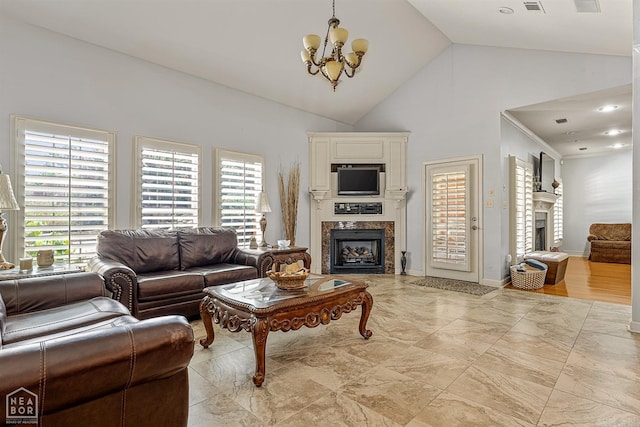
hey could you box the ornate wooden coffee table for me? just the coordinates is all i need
[199,275,373,387]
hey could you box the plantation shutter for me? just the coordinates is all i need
[553,180,563,243]
[429,164,470,271]
[215,150,263,246]
[510,156,533,261]
[14,117,114,265]
[134,137,201,229]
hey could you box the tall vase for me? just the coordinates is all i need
[400,251,407,275]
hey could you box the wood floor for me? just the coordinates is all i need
[507,256,632,305]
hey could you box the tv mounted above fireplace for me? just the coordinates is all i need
[337,166,380,196]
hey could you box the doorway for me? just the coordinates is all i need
[424,156,482,283]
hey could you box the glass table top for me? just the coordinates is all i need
[212,275,353,307]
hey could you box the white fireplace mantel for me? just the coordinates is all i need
[307,132,409,274]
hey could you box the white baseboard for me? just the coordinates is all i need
[629,321,640,334]
[481,278,506,288]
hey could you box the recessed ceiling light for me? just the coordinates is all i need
[499,7,514,14]
[609,143,626,149]
[598,104,619,112]
[605,129,622,136]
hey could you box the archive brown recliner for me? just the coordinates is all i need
[0,272,194,426]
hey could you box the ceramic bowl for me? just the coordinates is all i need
[277,239,290,248]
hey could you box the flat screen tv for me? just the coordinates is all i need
[337,167,380,196]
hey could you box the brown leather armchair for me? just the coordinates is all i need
[0,272,194,426]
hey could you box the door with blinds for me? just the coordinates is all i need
[425,157,481,282]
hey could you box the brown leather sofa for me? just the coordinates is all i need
[88,227,267,319]
[0,272,194,426]
[587,223,631,264]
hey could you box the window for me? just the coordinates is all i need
[133,136,201,229]
[553,180,563,244]
[509,155,533,262]
[12,116,114,265]
[213,149,264,246]
[429,164,470,270]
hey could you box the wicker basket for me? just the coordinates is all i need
[267,270,309,290]
[510,265,547,290]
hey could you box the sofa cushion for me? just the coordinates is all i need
[190,264,258,287]
[97,229,180,274]
[137,271,204,302]
[2,315,140,349]
[2,297,130,346]
[589,223,631,241]
[590,240,631,250]
[178,227,239,270]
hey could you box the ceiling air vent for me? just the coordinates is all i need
[555,118,568,124]
[523,1,545,13]
[574,0,600,13]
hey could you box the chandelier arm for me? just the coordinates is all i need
[343,66,356,78]
[306,64,321,76]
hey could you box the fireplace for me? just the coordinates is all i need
[535,212,546,251]
[330,229,385,274]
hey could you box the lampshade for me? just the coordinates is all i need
[0,174,19,211]
[256,192,271,213]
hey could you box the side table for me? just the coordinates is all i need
[242,246,311,277]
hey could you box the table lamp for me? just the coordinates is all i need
[0,169,20,267]
[256,191,271,248]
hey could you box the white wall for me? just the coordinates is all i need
[355,44,631,281]
[0,15,349,261]
[562,151,632,256]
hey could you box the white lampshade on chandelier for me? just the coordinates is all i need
[301,0,368,91]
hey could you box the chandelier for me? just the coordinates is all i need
[301,0,369,91]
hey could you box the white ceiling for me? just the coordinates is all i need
[0,0,633,156]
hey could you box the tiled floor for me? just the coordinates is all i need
[187,275,640,426]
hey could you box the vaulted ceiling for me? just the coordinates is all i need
[0,0,632,155]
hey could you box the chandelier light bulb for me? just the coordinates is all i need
[325,60,343,82]
[303,34,321,51]
[352,39,368,53]
[329,27,349,45]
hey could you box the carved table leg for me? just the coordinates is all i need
[251,317,270,387]
[199,296,215,348]
[359,291,373,339]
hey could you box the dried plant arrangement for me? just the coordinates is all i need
[278,161,300,246]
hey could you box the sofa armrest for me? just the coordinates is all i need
[587,234,601,242]
[0,315,194,422]
[230,247,261,269]
[88,257,137,314]
[0,272,106,316]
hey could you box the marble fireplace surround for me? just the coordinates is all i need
[321,221,395,274]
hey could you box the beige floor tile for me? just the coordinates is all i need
[538,389,640,427]
[407,391,534,427]
[275,393,401,427]
[339,366,442,425]
[380,346,470,390]
[473,346,565,388]
[446,364,552,424]
[555,364,640,415]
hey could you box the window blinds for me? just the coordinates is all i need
[21,125,112,265]
[134,137,201,229]
[217,151,263,246]
[510,156,533,260]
